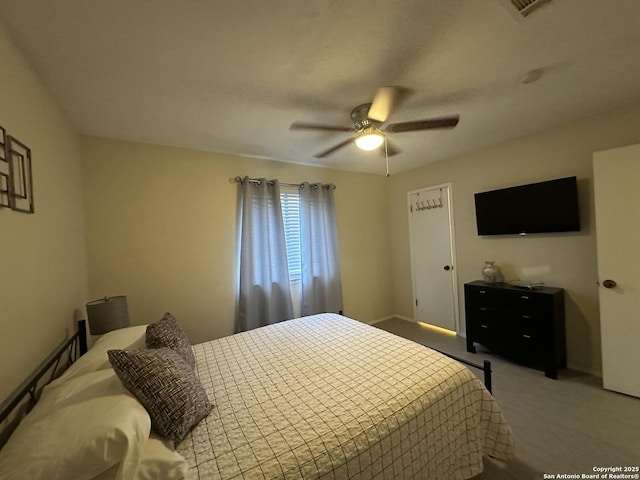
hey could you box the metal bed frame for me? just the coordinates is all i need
[373,327,494,393]
[0,320,87,449]
[429,347,493,394]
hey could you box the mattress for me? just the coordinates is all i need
[177,313,514,479]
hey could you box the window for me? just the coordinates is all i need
[280,189,301,282]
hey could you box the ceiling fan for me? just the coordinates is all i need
[290,86,460,158]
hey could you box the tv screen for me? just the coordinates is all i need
[474,176,580,235]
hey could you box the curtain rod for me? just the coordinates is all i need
[231,176,336,190]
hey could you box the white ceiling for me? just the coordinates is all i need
[2,0,640,175]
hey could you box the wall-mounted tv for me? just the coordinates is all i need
[474,176,580,235]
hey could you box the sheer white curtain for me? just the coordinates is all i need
[299,182,343,316]
[236,177,294,332]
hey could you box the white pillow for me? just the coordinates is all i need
[134,435,190,480]
[93,435,191,480]
[55,325,148,383]
[0,369,151,480]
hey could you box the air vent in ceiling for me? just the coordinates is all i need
[510,0,552,16]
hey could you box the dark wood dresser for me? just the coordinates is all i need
[464,280,566,379]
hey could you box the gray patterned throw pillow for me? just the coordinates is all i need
[145,312,196,369]
[108,348,212,444]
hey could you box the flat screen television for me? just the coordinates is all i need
[474,176,580,235]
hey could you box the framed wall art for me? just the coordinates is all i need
[0,125,34,214]
[0,126,10,208]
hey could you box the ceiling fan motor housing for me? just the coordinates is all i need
[351,103,382,131]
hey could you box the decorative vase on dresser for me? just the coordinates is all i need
[481,261,501,284]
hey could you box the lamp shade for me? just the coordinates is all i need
[86,296,130,335]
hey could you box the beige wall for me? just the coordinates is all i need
[5,8,640,394]
[388,99,640,375]
[81,136,393,344]
[0,24,88,400]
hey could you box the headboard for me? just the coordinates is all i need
[0,319,87,449]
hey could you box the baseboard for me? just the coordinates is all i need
[374,315,467,338]
[566,362,602,379]
[363,315,416,325]
[367,315,394,325]
[370,314,415,325]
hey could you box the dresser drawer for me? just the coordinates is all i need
[465,287,507,309]
[504,291,551,314]
[468,307,519,346]
[468,308,496,344]
[466,286,548,312]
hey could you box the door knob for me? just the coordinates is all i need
[443,265,451,271]
[602,279,617,289]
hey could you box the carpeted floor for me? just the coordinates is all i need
[374,318,640,480]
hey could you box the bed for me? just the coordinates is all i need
[0,313,514,480]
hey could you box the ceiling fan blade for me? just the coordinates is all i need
[384,116,459,133]
[314,138,354,158]
[290,121,353,132]
[367,86,400,123]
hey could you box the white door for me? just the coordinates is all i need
[593,144,640,398]
[408,184,458,331]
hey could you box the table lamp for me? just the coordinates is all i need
[86,296,130,335]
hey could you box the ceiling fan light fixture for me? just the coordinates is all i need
[355,128,384,151]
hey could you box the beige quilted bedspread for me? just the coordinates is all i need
[178,313,514,479]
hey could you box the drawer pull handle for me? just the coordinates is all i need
[481,324,488,328]
[522,315,530,319]
[520,295,529,300]
[523,334,531,339]
[480,307,487,311]
[479,290,486,294]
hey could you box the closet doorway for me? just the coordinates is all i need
[408,184,459,332]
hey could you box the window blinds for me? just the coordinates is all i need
[280,191,301,282]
